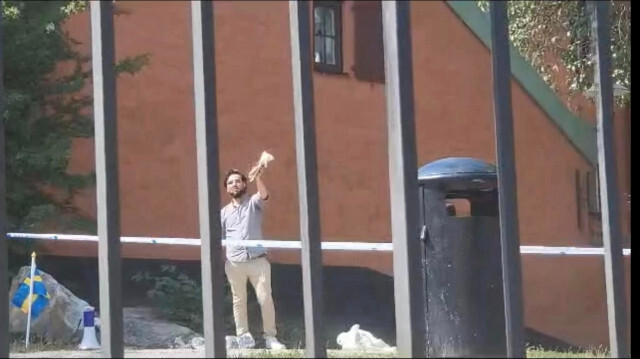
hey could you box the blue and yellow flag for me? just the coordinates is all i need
[11,268,50,319]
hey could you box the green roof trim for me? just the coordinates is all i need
[446,1,597,165]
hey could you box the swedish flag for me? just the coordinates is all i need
[11,268,50,319]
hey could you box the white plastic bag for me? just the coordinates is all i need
[336,324,395,351]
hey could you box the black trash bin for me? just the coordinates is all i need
[417,157,506,357]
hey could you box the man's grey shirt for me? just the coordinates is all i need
[221,193,268,263]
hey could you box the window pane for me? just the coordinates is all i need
[324,8,335,36]
[314,7,324,35]
[315,35,325,63]
[325,37,336,65]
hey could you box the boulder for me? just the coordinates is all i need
[120,307,201,349]
[9,266,89,342]
[9,267,202,348]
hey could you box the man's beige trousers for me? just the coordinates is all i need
[225,257,277,337]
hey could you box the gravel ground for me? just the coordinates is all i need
[10,348,396,358]
[10,348,203,358]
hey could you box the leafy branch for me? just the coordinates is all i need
[2,1,151,232]
[477,1,630,106]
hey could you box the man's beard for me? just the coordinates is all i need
[230,188,246,199]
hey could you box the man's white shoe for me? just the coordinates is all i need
[237,333,256,349]
[265,336,286,350]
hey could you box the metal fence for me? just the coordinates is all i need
[0,1,628,357]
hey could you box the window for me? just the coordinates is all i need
[586,168,603,245]
[313,1,343,73]
[586,168,601,216]
[575,170,582,229]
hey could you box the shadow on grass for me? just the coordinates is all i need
[26,257,602,355]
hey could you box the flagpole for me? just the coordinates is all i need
[25,252,36,349]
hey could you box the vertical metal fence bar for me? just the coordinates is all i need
[191,1,226,357]
[488,2,526,357]
[288,1,326,357]
[589,1,629,357]
[90,1,123,357]
[381,1,426,357]
[0,2,9,356]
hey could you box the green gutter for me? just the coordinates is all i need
[446,1,597,165]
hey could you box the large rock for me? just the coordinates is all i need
[8,267,202,348]
[120,307,201,349]
[8,266,89,342]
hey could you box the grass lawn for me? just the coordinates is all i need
[10,338,610,358]
[9,263,612,358]
[226,347,610,358]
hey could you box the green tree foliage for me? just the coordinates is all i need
[478,1,630,105]
[2,1,150,232]
[3,1,150,281]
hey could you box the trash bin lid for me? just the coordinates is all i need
[418,157,497,192]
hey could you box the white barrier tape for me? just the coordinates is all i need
[7,232,203,246]
[5,233,391,251]
[6,232,630,256]
[520,245,631,256]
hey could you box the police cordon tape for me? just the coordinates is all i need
[6,232,631,256]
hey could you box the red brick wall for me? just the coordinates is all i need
[39,1,630,349]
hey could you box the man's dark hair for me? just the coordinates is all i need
[223,169,247,188]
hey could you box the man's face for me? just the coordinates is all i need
[226,174,247,199]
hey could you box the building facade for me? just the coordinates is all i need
[39,1,630,349]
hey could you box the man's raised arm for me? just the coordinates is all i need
[255,170,269,200]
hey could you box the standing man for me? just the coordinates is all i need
[221,167,286,350]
